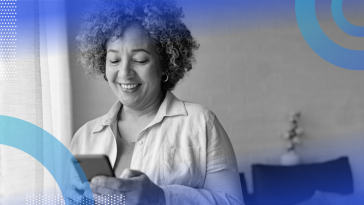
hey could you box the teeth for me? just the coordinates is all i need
[121,84,139,89]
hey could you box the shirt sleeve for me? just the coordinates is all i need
[160,115,244,205]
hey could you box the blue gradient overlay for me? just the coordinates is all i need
[332,0,364,37]
[0,115,94,205]
[296,0,364,70]
[65,0,296,31]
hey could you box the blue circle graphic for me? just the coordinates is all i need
[295,0,364,70]
[332,0,364,37]
[0,115,94,205]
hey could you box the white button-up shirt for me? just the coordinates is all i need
[70,91,244,205]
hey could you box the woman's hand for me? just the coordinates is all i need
[65,174,92,205]
[90,169,166,205]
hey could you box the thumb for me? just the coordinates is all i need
[82,182,91,191]
[120,168,143,179]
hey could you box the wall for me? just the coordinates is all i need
[67,0,364,193]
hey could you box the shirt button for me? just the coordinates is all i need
[138,141,144,145]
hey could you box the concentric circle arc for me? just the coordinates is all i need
[295,0,364,70]
[0,115,94,205]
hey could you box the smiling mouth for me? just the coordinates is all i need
[119,83,141,90]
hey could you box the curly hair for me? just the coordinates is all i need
[76,0,199,91]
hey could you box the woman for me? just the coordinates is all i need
[70,0,243,204]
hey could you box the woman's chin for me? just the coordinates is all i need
[118,95,143,108]
[119,98,137,107]
[114,88,143,106]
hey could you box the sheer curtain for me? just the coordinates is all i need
[0,0,71,204]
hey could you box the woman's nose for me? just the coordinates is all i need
[117,60,135,79]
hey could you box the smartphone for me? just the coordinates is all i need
[73,154,115,182]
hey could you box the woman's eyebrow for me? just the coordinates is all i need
[131,48,150,54]
[107,49,119,54]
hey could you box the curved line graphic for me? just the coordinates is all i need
[332,0,364,37]
[0,115,94,205]
[295,0,364,70]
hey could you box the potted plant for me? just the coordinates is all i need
[280,112,303,165]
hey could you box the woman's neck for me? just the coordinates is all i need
[120,90,165,121]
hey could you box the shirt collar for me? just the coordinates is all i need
[92,101,122,133]
[92,91,187,133]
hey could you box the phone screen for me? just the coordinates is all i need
[73,155,115,182]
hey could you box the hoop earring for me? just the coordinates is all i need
[162,74,169,82]
[104,74,108,81]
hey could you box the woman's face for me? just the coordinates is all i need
[105,24,163,110]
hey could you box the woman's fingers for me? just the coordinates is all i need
[91,176,135,191]
[120,168,143,179]
[83,189,97,201]
[64,188,83,204]
[89,171,164,205]
[90,183,123,196]
[82,182,91,191]
[70,175,86,190]
[84,192,122,205]
[71,178,83,190]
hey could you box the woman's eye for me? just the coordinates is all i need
[109,60,120,64]
[134,59,148,64]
